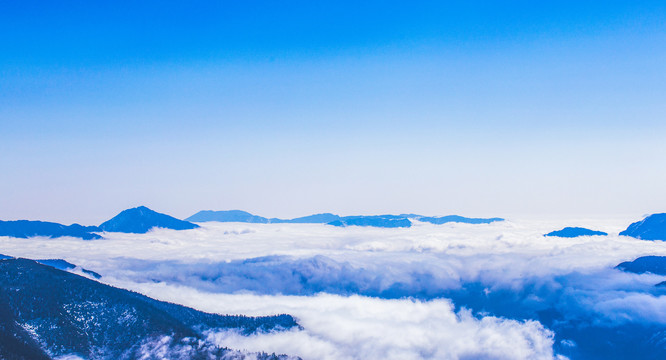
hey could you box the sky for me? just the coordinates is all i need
[1,1,666,225]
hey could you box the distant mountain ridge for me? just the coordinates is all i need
[99,206,199,233]
[270,213,341,224]
[544,227,608,238]
[616,256,666,275]
[0,258,299,359]
[415,215,504,225]
[186,210,342,224]
[620,213,666,241]
[186,210,504,228]
[186,210,271,223]
[0,220,102,240]
[328,215,413,228]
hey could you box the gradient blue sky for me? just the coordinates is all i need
[1,1,665,224]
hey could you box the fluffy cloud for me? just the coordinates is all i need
[105,284,560,360]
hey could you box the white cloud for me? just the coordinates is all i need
[105,283,560,360]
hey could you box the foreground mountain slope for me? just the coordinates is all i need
[0,258,299,359]
[0,304,51,360]
[0,220,101,240]
[99,206,199,233]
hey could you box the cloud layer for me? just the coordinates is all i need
[3,217,666,358]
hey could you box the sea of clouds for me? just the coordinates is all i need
[3,217,666,359]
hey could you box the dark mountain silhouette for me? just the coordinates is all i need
[544,227,608,238]
[0,220,101,240]
[99,206,199,233]
[620,213,666,240]
[0,258,299,359]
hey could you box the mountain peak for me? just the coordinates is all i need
[99,206,199,233]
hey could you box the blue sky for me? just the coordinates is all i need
[1,1,665,224]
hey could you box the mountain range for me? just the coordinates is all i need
[5,208,666,237]
[186,210,504,228]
